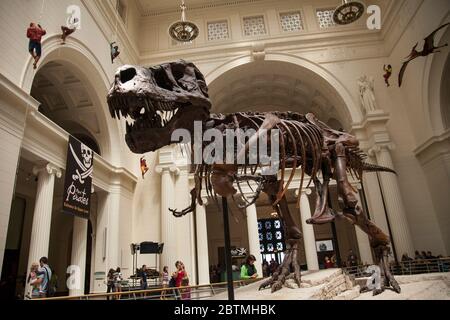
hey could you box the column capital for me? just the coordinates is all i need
[33,163,62,178]
[155,164,180,176]
[295,188,312,197]
[170,166,180,176]
[199,197,209,206]
[368,143,396,156]
[351,182,362,190]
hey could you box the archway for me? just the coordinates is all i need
[204,56,362,270]
[425,23,450,135]
[205,53,362,128]
[30,61,105,156]
[21,37,122,164]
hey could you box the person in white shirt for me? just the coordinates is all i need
[113,267,123,299]
[60,15,79,44]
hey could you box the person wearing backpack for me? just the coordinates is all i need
[38,257,54,298]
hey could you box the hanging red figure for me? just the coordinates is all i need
[27,23,46,70]
[140,156,149,179]
[383,64,393,87]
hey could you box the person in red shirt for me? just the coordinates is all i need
[27,23,47,69]
[172,261,190,300]
[140,156,149,179]
[324,256,335,269]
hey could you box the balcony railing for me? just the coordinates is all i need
[342,258,450,278]
[34,278,260,301]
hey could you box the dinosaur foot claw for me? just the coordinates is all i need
[259,245,302,293]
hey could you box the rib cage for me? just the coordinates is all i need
[184,111,393,210]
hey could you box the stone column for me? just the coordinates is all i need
[69,216,88,296]
[298,189,319,270]
[369,144,415,259]
[174,166,195,285]
[361,155,390,236]
[245,204,263,277]
[27,163,61,271]
[92,192,108,294]
[156,165,178,274]
[196,198,210,285]
[352,184,374,265]
[107,188,121,269]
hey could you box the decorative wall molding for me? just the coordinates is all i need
[414,129,450,166]
[140,0,267,17]
[21,111,137,195]
[0,73,40,139]
[140,26,385,65]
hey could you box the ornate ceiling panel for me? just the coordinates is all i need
[31,63,100,140]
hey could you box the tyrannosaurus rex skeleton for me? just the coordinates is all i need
[107,60,400,295]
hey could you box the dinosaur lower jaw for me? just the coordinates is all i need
[125,127,172,154]
[124,105,210,154]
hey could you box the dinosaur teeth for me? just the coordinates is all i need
[144,99,152,114]
[109,104,115,119]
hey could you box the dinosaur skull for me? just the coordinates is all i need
[81,144,93,169]
[107,60,211,153]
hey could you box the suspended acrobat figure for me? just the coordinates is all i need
[27,23,47,70]
[110,42,120,64]
[399,23,449,87]
[60,16,79,45]
[383,65,392,87]
[140,156,149,179]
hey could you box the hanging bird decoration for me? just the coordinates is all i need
[383,64,393,87]
[140,156,149,179]
[399,23,449,87]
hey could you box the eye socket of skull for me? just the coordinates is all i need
[152,67,176,91]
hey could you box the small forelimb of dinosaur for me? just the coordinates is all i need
[169,188,197,217]
[233,174,265,209]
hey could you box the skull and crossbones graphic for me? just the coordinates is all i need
[70,142,93,184]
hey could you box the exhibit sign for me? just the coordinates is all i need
[316,240,334,252]
[62,136,94,219]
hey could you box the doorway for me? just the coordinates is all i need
[0,197,26,300]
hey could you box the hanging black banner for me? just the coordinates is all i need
[62,136,94,219]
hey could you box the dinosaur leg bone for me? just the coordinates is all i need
[339,205,401,295]
[335,142,358,209]
[259,185,302,293]
[306,160,335,225]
